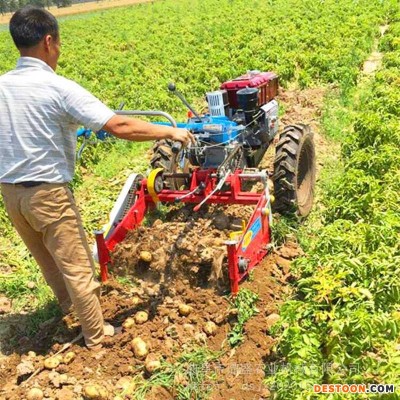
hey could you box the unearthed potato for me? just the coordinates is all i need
[63,351,75,365]
[203,321,217,336]
[265,313,280,330]
[115,376,132,391]
[145,359,161,375]
[44,357,60,370]
[55,354,64,363]
[145,354,161,375]
[131,337,149,359]
[27,387,44,400]
[134,311,148,324]
[122,317,135,330]
[139,251,152,262]
[83,384,108,400]
[130,296,141,306]
[27,281,36,289]
[178,304,192,317]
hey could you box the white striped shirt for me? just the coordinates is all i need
[0,57,115,183]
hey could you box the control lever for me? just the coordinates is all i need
[175,182,206,202]
[168,82,202,121]
[193,170,231,212]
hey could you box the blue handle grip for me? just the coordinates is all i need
[76,127,92,138]
[76,128,110,140]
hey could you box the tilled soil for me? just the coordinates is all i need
[0,244,300,400]
[112,204,255,291]
[0,87,325,399]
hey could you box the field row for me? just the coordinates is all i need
[0,0,393,114]
[268,9,400,399]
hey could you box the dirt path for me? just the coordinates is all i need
[362,24,389,74]
[0,0,153,25]
[0,87,329,399]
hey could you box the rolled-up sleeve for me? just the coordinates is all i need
[62,80,115,132]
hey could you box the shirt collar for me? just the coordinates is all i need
[16,57,55,74]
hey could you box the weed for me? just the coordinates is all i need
[124,348,221,400]
[114,275,136,288]
[272,214,299,246]
[227,288,259,346]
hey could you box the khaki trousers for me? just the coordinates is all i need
[0,183,104,348]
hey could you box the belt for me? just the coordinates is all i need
[15,181,47,188]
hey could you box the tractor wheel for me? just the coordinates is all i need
[272,124,316,217]
[150,139,190,190]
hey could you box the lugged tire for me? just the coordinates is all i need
[150,139,188,190]
[272,124,316,217]
[150,139,174,171]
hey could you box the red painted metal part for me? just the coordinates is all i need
[96,169,272,293]
[157,169,264,205]
[105,180,153,252]
[95,231,111,283]
[234,191,271,287]
[226,241,240,294]
[220,71,279,109]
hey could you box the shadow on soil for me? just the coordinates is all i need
[0,300,67,356]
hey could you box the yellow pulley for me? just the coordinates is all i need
[147,168,164,204]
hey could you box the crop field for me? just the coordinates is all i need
[0,0,399,399]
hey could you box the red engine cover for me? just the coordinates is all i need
[220,71,279,109]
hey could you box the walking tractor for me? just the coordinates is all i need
[79,71,316,294]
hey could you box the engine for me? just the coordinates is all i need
[186,71,279,169]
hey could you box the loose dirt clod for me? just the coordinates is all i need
[265,313,281,331]
[0,296,12,314]
[16,360,34,377]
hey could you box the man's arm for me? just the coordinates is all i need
[61,80,194,146]
[103,115,195,146]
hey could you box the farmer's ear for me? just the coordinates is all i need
[43,34,52,52]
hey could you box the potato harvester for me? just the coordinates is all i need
[79,71,316,294]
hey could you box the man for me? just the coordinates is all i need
[0,6,193,350]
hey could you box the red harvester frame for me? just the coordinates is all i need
[95,169,272,294]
